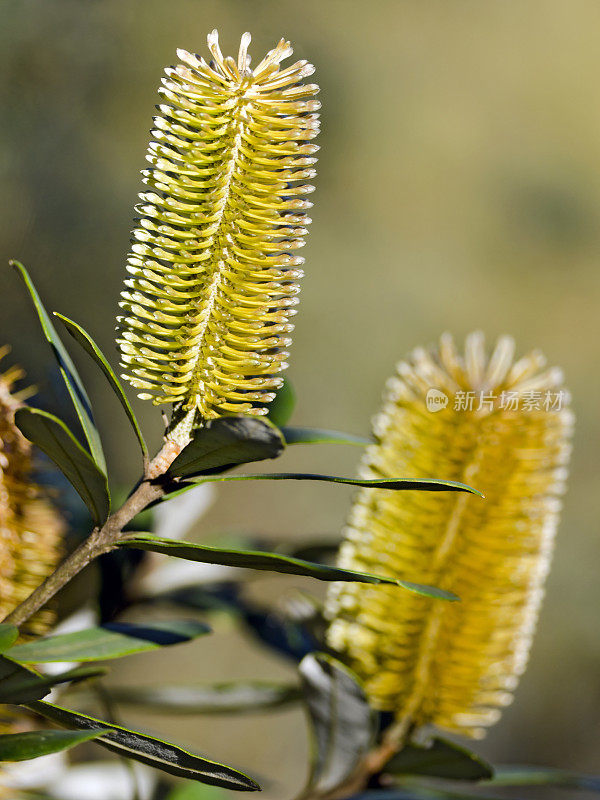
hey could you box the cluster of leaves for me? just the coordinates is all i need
[1,262,598,799]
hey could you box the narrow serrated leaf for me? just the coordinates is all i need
[55,313,148,459]
[116,534,458,600]
[14,407,110,525]
[10,260,106,472]
[8,620,210,664]
[299,652,376,795]
[27,700,260,790]
[0,728,109,762]
[168,417,285,478]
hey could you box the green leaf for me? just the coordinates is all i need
[0,656,104,704]
[14,407,110,525]
[267,378,296,427]
[299,652,377,796]
[10,260,106,473]
[168,784,229,800]
[116,534,458,600]
[487,765,600,791]
[27,700,260,790]
[384,737,493,781]
[162,473,483,504]
[281,427,371,446]
[55,313,148,460]
[108,681,301,714]
[0,625,19,653]
[0,728,109,762]
[168,416,285,478]
[8,620,210,664]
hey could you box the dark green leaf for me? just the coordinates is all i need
[10,260,106,472]
[108,681,301,714]
[27,700,260,790]
[299,652,376,795]
[487,765,600,791]
[0,656,104,704]
[14,407,110,525]
[384,737,493,781]
[267,378,296,427]
[55,313,148,460]
[116,534,458,600]
[161,473,483,505]
[0,625,19,653]
[168,416,285,478]
[281,427,371,446]
[8,620,210,664]
[0,728,109,762]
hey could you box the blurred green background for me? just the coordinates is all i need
[1,0,599,796]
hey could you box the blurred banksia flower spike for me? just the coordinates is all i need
[0,348,63,639]
[117,30,319,438]
[325,332,574,742]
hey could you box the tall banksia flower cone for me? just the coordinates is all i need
[0,348,64,641]
[117,30,319,429]
[325,332,574,741]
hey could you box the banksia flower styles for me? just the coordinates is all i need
[117,31,319,430]
[326,333,574,741]
[0,349,64,638]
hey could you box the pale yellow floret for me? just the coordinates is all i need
[325,332,573,740]
[116,30,319,420]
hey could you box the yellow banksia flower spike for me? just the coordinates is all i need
[116,30,319,431]
[0,347,64,643]
[325,332,574,741]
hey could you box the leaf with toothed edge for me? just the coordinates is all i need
[14,407,110,525]
[54,313,148,460]
[26,700,261,790]
[10,260,106,473]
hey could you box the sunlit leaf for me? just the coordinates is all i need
[27,700,260,790]
[10,260,106,472]
[384,737,493,781]
[8,620,210,664]
[0,625,19,653]
[14,407,110,525]
[116,534,458,600]
[55,313,148,460]
[299,652,376,795]
[167,417,285,478]
[108,681,301,714]
[0,728,108,762]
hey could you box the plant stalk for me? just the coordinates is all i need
[2,438,185,628]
